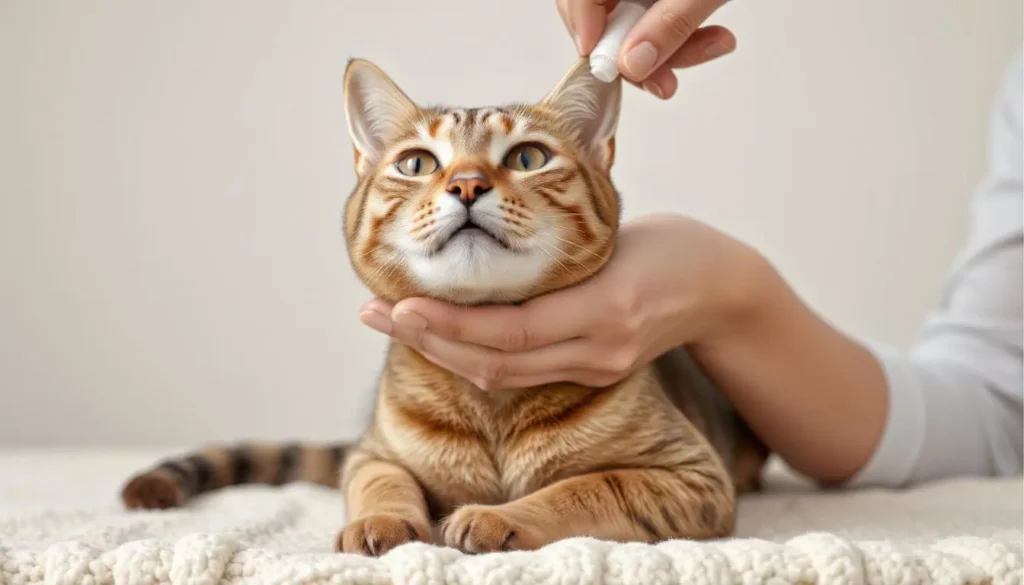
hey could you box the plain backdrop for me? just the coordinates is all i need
[1,1,1021,447]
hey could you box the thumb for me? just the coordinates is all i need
[573,0,621,56]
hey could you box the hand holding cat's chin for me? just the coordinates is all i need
[358,213,776,391]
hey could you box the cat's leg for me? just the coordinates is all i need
[336,454,432,556]
[442,464,734,553]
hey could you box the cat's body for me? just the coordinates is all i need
[121,58,769,555]
[344,342,766,549]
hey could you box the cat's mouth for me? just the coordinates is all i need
[431,220,513,256]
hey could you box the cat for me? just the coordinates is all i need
[120,57,769,556]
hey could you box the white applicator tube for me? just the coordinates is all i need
[589,0,657,83]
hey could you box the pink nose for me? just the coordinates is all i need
[446,173,493,206]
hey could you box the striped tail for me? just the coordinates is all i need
[120,442,349,509]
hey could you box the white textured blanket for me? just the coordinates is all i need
[0,450,1021,584]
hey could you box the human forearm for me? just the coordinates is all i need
[692,262,888,484]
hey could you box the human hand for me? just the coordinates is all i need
[556,0,736,99]
[357,214,770,390]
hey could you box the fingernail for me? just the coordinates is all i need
[642,80,665,99]
[575,35,585,55]
[360,310,392,335]
[393,310,427,330]
[622,41,658,80]
[704,42,731,59]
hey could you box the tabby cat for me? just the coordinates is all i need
[120,58,769,555]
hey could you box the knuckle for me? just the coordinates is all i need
[606,347,638,375]
[447,319,465,342]
[659,8,697,41]
[409,327,428,350]
[475,358,508,390]
[620,312,644,338]
[501,327,530,352]
[393,325,423,349]
[609,287,642,332]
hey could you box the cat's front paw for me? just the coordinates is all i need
[442,505,537,553]
[336,514,428,556]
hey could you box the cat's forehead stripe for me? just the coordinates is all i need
[453,119,488,152]
[413,104,521,133]
[405,106,564,166]
[427,118,442,138]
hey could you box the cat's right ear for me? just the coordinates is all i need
[343,59,418,175]
[542,58,622,173]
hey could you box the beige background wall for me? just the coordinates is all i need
[1,1,1020,446]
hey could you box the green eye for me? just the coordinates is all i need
[504,144,549,171]
[396,150,440,176]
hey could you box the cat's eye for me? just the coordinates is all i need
[395,150,440,176]
[504,144,549,172]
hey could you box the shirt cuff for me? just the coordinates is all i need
[845,340,927,488]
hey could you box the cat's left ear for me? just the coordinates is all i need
[344,59,418,175]
[542,58,622,172]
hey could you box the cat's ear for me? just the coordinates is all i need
[542,58,622,172]
[344,59,418,175]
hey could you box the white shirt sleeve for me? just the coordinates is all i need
[849,52,1024,487]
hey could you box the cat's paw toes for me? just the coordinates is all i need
[336,514,427,556]
[442,505,531,553]
[121,472,185,509]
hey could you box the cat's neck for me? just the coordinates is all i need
[381,341,584,413]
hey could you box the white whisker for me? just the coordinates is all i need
[533,240,575,277]
[545,231,608,262]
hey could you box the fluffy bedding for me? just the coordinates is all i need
[0,449,1020,584]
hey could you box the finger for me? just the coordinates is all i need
[386,325,479,380]
[639,66,678,100]
[401,325,604,389]
[499,368,622,390]
[556,0,575,45]
[663,25,736,69]
[384,325,523,390]
[571,0,620,56]
[364,311,624,390]
[383,319,564,384]
[390,290,599,352]
[557,0,570,24]
[359,299,395,335]
[361,298,394,316]
[618,0,724,82]
[637,26,733,99]
[359,308,392,336]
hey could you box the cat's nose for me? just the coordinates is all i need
[446,172,492,206]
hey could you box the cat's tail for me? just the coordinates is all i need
[120,442,349,509]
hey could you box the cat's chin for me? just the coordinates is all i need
[361,228,611,306]
[398,235,551,305]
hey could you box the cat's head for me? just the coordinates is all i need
[341,58,622,305]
